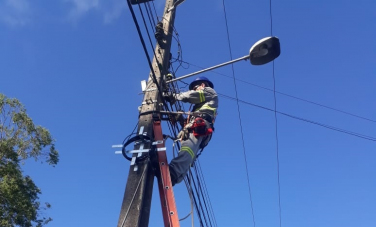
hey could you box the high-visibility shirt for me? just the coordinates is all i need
[174,87,218,121]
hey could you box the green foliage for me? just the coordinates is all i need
[0,94,59,226]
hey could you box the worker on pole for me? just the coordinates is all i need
[164,76,218,186]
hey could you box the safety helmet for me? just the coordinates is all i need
[189,76,214,90]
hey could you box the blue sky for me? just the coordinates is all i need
[1,0,376,226]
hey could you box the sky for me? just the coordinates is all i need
[1,0,376,226]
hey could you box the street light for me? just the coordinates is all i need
[166,36,280,84]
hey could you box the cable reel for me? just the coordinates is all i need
[122,134,151,163]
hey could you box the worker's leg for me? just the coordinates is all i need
[169,133,203,185]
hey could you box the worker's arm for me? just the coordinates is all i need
[175,87,217,104]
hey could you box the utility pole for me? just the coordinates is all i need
[117,0,179,227]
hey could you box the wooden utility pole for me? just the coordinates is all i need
[117,0,179,227]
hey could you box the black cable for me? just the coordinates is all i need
[126,0,157,83]
[269,1,282,226]
[185,173,205,227]
[272,61,283,227]
[218,93,376,142]
[138,4,156,59]
[270,0,273,36]
[145,3,157,31]
[191,168,210,227]
[193,165,213,227]
[194,164,215,227]
[126,0,172,114]
[175,59,376,124]
[196,160,218,227]
[151,1,160,21]
[222,1,257,226]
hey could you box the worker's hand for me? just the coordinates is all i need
[175,113,185,128]
[177,128,189,141]
[162,92,176,104]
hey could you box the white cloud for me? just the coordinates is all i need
[65,0,127,24]
[103,0,126,24]
[65,0,100,22]
[0,0,32,27]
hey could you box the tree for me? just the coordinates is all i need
[0,94,59,227]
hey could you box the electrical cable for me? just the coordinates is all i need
[191,169,210,227]
[126,0,172,114]
[151,1,160,21]
[138,4,156,61]
[174,59,376,124]
[196,160,218,227]
[126,0,157,83]
[218,93,376,142]
[193,164,215,227]
[273,60,283,227]
[269,0,282,226]
[222,1,257,226]
[185,174,205,227]
[145,3,157,31]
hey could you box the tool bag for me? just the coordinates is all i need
[191,117,213,137]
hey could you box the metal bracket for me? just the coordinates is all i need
[112,144,123,154]
[152,140,166,152]
[152,140,164,145]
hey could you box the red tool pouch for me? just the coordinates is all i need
[191,117,213,137]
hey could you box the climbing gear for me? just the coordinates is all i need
[191,117,213,137]
[189,76,214,90]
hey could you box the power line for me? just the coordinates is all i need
[125,1,159,88]
[138,4,156,59]
[218,93,376,142]
[222,1,257,227]
[196,160,218,227]
[269,0,282,226]
[173,59,376,124]
[127,1,174,114]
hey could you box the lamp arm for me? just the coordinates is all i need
[166,55,249,84]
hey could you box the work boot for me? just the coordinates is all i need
[169,165,178,186]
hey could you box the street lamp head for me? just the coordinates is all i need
[249,37,280,65]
